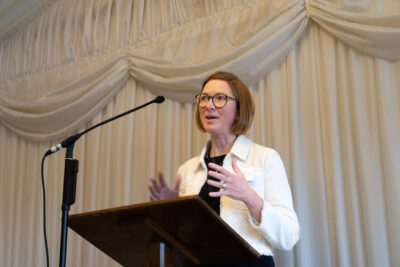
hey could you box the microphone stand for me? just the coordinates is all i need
[59,144,78,267]
[47,96,165,267]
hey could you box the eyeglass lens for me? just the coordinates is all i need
[197,94,228,108]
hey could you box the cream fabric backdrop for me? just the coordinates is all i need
[0,0,399,266]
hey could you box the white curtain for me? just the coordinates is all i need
[0,0,399,266]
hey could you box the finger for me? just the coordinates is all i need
[157,172,167,187]
[207,170,228,182]
[207,179,225,188]
[207,162,233,177]
[150,178,161,193]
[209,190,228,198]
[148,184,159,197]
[150,195,159,201]
[209,188,244,199]
[173,174,182,191]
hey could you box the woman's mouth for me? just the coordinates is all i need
[205,115,218,120]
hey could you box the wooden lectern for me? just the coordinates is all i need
[68,195,259,266]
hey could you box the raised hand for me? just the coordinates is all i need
[206,157,264,223]
[148,172,182,201]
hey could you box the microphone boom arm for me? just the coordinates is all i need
[46,96,165,155]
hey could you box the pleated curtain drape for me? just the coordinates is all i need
[0,0,399,266]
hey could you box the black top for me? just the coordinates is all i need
[198,152,226,215]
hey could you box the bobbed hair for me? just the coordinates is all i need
[195,71,255,135]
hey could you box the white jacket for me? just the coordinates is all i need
[177,135,300,256]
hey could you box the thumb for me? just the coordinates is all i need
[173,174,182,191]
[231,157,243,176]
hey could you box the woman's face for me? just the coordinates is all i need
[199,79,238,137]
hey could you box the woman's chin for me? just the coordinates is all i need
[204,127,231,137]
[203,125,218,133]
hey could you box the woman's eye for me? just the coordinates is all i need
[215,95,226,101]
[200,95,208,101]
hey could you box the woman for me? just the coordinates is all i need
[149,71,299,266]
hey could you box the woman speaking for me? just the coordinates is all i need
[149,71,299,266]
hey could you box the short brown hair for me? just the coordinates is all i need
[195,71,255,135]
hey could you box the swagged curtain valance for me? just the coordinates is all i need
[0,0,399,141]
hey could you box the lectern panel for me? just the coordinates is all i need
[69,195,259,266]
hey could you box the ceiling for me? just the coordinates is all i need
[0,0,55,41]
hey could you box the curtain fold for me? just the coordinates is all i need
[126,0,307,100]
[0,53,129,140]
[309,0,400,61]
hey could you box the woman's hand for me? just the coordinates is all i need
[207,158,264,223]
[148,172,182,201]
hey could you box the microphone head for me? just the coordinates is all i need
[154,96,165,103]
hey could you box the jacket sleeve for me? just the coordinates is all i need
[248,149,300,250]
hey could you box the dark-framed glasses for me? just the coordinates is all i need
[195,93,237,108]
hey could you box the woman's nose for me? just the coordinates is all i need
[205,97,215,109]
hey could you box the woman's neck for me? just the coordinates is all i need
[209,134,237,157]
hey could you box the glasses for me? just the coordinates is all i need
[195,93,237,108]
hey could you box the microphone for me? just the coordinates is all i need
[154,96,165,103]
[47,134,81,155]
[45,95,165,156]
